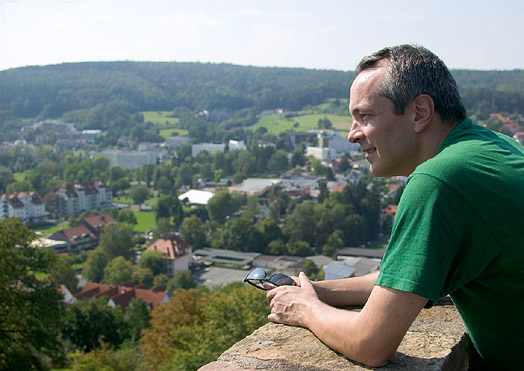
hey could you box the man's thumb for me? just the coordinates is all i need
[299,271,311,286]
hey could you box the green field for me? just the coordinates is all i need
[133,210,157,233]
[159,127,188,138]
[142,111,179,126]
[141,111,189,138]
[251,113,351,136]
[34,221,69,235]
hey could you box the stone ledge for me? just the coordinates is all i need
[200,301,470,370]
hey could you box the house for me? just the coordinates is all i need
[47,213,115,254]
[146,235,192,277]
[48,180,112,219]
[323,262,356,280]
[48,224,98,253]
[100,149,157,169]
[79,213,116,236]
[76,282,169,311]
[0,191,46,225]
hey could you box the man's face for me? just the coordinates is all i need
[347,63,418,177]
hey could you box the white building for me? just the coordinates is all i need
[191,143,225,157]
[0,191,46,225]
[145,235,192,277]
[163,136,191,150]
[306,146,337,161]
[50,180,112,218]
[100,149,157,169]
[178,189,214,206]
[191,140,246,157]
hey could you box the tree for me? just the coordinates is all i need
[129,184,150,209]
[211,218,264,252]
[62,297,125,352]
[104,256,135,285]
[180,214,207,249]
[286,240,311,256]
[257,218,285,248]
[323,230,344,257]
[140,284,268,371]
[138,250,166,276]
[285,201,317,246]
[124,298,151,342]
[268,150,289,173]
[167,270,197,295]
[155,194,184,226]
[317,116,332,129]
[50,253,80,294]
[206,189,235,224]
[98,222,135,261]
[0,218,65,370]
[82,248,109,283]
[116,208,137,225]
[132,267,154,288]
[152,217,175,239]
[69,342,145,371]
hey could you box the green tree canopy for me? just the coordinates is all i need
[62,297,125,352]
[138,250,166,276]
[180,214,207,249]
[206,189,236,224]
[0,218,65,370]
[82,248,109,283]
[129,184,150,209]
[98,222,135,261]
[104,256,136,285]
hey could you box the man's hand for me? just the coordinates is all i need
[266,272,323,328]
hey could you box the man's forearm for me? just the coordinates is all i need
[311,270,379,307]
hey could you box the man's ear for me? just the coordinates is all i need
[412,94,435,133]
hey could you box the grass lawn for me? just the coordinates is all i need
[34,221,69,235]
[159,127,188,138]
[113,195,156,205]
[133,210,157,233]
[142,111,179,126]
[251,113,351,135]
[14,171,28,181]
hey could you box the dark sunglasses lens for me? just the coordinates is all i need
[269,273,294,286]
[246,268,266,280]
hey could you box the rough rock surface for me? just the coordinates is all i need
[200,301,471,370]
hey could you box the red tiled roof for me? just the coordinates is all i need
[382,204,398,216]
[82,214,116,229]
[2,191,44,207]
[76,282,167,310]
[58,225,97,244]
[146,235,191,260]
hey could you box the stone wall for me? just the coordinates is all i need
[200,300,475,370]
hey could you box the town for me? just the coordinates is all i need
[1,59,523,370]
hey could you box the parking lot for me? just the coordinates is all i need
[194,266,251,288]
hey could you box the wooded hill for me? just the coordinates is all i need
[0,61,523,130]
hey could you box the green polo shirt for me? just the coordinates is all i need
[376,119,524,369]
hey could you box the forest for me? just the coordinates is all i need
[1,61,523,144]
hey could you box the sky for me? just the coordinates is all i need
[1,0,523,72]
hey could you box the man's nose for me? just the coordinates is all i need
[347,120,364,144]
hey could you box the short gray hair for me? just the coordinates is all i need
[356,45,467,123]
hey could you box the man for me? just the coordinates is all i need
[266,45,524,369]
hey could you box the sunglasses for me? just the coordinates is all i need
[244,268,295,291]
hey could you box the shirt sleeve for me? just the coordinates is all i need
[376,173,499,302]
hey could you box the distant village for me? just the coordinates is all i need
[2,111,523,310]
